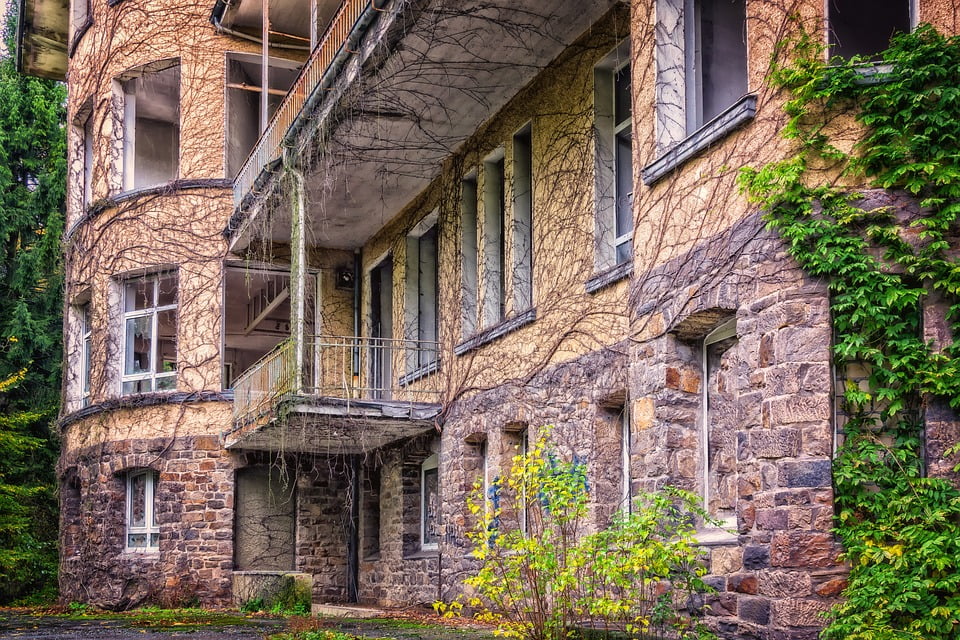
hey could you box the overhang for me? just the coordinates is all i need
[16,0,68,81]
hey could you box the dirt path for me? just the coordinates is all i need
[0,613,284,639]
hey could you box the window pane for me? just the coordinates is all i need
[699,0,748,125]
[123,379,153,394]
[422,467,439,546]
[615,131,633,241]
[127,533,147,548]
[149,533,159,547]
[125,280,154,312]
[155,309,176,374]
[155,375,176,391]
[129,473,146,528]
[614,65,631,126]
[125,316,152,375]
[157,274,178,307]
[829,0,910,59]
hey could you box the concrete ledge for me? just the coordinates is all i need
[232,571,312,607]
[312,604,385,618]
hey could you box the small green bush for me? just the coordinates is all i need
[440,431,716,640]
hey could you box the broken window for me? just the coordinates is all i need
[404,219,440,373]
[126,469,159,551]
[512,125,534,310]
[461,173,479,338]
[222,267,291,390]
[121,272,177,395]
[481,152,506,328]
[119,63,180,191]
[828,0,911,60]
[685,0,748,131]
[703,318,738,529]
[420,454,439,551]
[594,41,633,271]
[225,53,301,178]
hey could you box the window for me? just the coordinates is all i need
[126,470,159,551]
[481,152,506,328]
[82,114,93,208]
[512,125,534,310]
[703,318,738,529]
[594,42,633,271]
[70,0,91,52]
[518,428,529,536]
[828,0,911,60]
[81,304,91,407]
[404,219,439,373]
[420,454,439,551]
[461,173,479,338]
[122,273,177,394]
[685,0,748,131]
[620,401,632,513]
[118,63,180,191]
[225,53,301,178]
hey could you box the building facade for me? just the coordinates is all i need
[16,0,960,636]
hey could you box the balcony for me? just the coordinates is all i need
[226,0,622,253]
[224,335,442,454]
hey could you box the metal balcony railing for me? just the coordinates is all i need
[232,335,442,425]
[233,0,372,210]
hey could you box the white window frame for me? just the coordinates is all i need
[420,453,439,551]
[518,429,529,536]
[121,273,177,395]
[613,62,633,265]
[512,123,534,311]
[125,469,159,552]
[702,318,738,532]
[404,213,440,376]
[620,401,632,513]
[481,149,506,328]
[461,171,479,338]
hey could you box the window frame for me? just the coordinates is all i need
[120,272,178,395]
[420,453,440,552]
[125,469,159,552]
[81,303,92,407]
[620,401,632,513]
[701,318,739,533]
[404,215,440,379]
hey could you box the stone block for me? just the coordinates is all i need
[772,598,834,627]
[765,396,831,426]
[757,570,812,597]
[742,545,769,570]
[770,532,840,568]
[738,596,770,625]
[751,429,801,459]
[711,546,743,574]
[756,508,788,530]
[779,460,832,488]
[814,577,847,597]
[728,573,758,594]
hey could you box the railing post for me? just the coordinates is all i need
[288,150,307,395]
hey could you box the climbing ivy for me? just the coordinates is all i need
[739,24,960,640]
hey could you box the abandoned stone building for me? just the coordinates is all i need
[15,0,960,636]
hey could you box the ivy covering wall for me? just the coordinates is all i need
[739,24,960,639]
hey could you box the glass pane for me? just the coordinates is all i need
[129,473,146,527]
[149,533,159,548]
[124,279,154,312]
[422,467,439,545]
[155,375,176,391]
[125,316,152,375]
[127,533,147,548]
[155,309,176,374]
[615,240,632,266]
[123,379,153,394]
[150,475,158,527]
[614,65,631,126]
[157,274,178,307]
[82,336,91,395]
[699,0,748,125]
[615,130,633,240]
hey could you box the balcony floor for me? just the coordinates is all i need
[223,394,441,454]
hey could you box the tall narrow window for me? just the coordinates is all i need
[620,401,632,513]
[81,304,91,407]
[512,125,533,311]
[685,0,748,131]
[828,0,911,60]
[122,273,178,394]
[82,114,93,208]
[703,319,738,529]
[421,454,439,551]
[405,221,439,373]
[482,153,506,327]
[461,174,479,338]
[120,63,180,191]
[594,42,632,271]
[126,470,159,551]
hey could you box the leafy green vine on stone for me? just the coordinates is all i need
[739,22,960,639]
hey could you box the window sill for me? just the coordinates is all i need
[850,62,895,85]
[695,526,738,547]
[122,549,160,557]
[585,261,632,294]
[455,308,536,356]
[642,94,757,186]
[404,549,439,560]
[398,359,440,387]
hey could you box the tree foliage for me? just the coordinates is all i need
[439,431,716,640]
[740,24,960,639]
[0,1,67,603]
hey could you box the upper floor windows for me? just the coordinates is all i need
[117,62,180,192]
[828,0,912,60]
[121,273,177,395]
[481,150,507,329]
[594,41,633,271]
[405,218,440,373]
[685,0,748,132]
